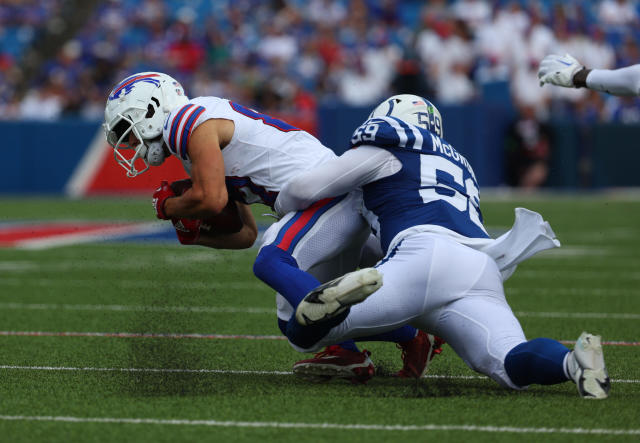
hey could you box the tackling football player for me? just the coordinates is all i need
[538,53,640,96]
[103,72,442,383]
[275,94,610,399]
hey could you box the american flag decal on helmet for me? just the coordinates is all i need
[412,100,426,106]
[108,74,161,101]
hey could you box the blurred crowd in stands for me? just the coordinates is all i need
[1,0,640,124]
[3,0,640,189]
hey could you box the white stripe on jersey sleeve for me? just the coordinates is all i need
[408,124,423,150]
[375,116,408,148]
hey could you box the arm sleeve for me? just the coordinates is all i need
[274,146,400,215]
[587,65,640,96]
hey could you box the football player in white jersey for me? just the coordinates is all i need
[538,53,640,96]
[275,94,610,399]
[103,72,442,383]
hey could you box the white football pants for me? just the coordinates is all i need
[259,190,372,322]
[312,232,527,389]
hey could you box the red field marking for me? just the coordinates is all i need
[0,221,169,249]
[0,223,135,247]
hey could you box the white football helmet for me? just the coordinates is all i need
[103,72,189,177]
[369,94,443,138]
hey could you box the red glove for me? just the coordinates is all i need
[152,180,175,220]
[172,218,202,245]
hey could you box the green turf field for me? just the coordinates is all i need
[0,196,638,442]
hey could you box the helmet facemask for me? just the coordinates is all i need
[104,110,159,177]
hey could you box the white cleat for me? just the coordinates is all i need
[566,332,610,399]
[295,268,383,326]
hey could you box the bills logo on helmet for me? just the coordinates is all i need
[108,73,161,101]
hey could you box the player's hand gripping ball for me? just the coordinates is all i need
[169,178,243,234]
[152,180,175,220]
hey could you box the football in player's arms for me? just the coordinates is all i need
[168,178,243,244]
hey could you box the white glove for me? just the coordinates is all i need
[537,54,584,88]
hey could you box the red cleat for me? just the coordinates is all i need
[395,331,445,378]
[293,345,375,384]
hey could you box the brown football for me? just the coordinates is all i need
[169,178,243,234]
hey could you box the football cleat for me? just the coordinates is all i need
[295,268,382,326]
[395,331,445,378]
[293,345,375,384]
[566,332,610,399]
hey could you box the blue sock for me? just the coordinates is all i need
[286,309,350,349]
[258,245,416,350]
[504,338,570,387]
[253,244,320,307]
[262,247,360,352]
[278,318,359,351]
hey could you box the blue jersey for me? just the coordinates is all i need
[350,116,489,252]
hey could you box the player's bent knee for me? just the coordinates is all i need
[253,244,297,282]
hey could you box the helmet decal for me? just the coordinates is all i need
[108,73,161,101]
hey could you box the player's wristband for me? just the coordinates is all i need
[573,68,591,88]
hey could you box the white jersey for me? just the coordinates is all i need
[162,96,336,208]
[587,64,640,96]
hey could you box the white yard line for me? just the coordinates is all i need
[0,365,637,384]
[0,252,227,271]
[514,311,640,320]
[507,287,637,297]
[0,302,637,320]
[0,302,274,315]
[0,330,638,346]
[3,277,636,297]
[0,415,637,435]
[514,270,640,280]
[0,331,286,340]
[0,278,263,291]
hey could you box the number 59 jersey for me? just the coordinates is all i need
[163,96,336,209]
[350,116,489,252]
